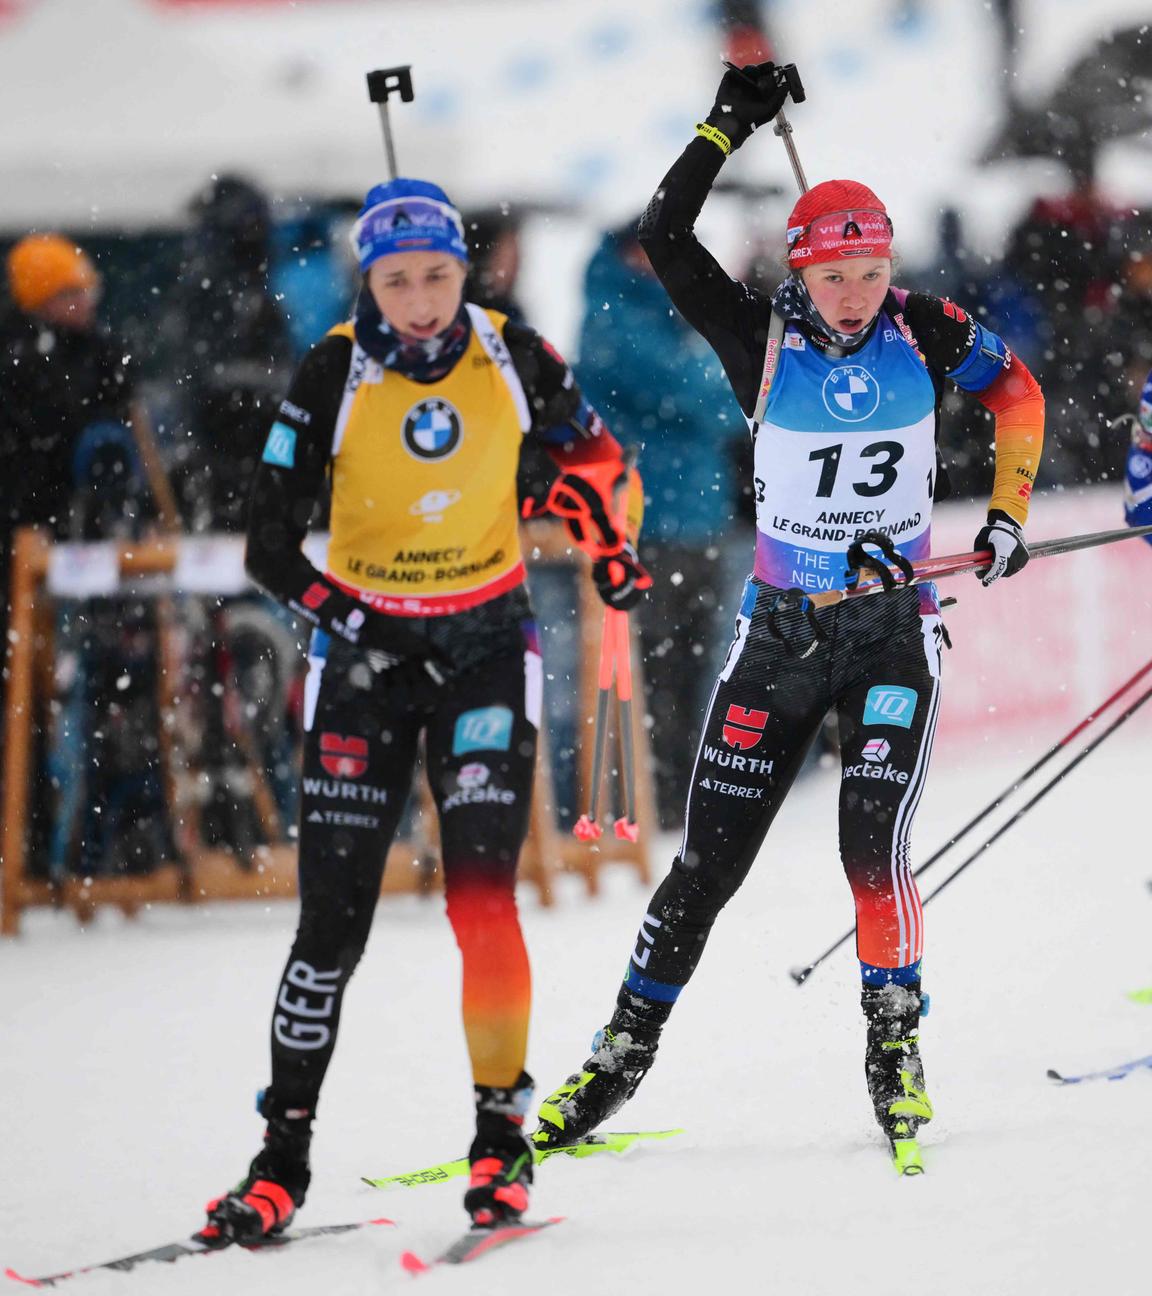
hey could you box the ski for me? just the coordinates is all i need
[399,1217,563,1274]
[1046,1054,1152,1085]
[363,1128,683,1189]
[4,1217,395,1288]
[1126,987,1152,1005]
[890,1136,924,1176]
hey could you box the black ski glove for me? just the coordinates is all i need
[704,61,790,153]
[592,541,652,611]
[340,603,453,685]
[972,509,1029,587]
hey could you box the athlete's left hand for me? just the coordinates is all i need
[706,62,790,152]
[973,510,1029,586]
[592,541,652,610]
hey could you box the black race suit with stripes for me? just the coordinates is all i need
[610,136,1008,1013]
[245,318,618,1106]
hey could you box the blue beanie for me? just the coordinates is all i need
[350,177,469,273]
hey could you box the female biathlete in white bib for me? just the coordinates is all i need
[534,63,1045,1159]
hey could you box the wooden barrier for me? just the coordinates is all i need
[0,524,654,935]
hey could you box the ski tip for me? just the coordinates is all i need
[400,1250,432,1275]
[369,1218,398,1227]
[5,1269,44,1288]
[1045,1068,1066,1083]
[890,1138,924,1176]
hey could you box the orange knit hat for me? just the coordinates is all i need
[7,234,100,312]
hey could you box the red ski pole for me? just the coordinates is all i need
[573,445,644,843]
[573,606,615,842]
[612,607,639,842]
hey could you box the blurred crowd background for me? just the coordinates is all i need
[2,0,1151,879]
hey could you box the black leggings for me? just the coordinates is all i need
[618,580,944,1022]
[268,632,539,1110]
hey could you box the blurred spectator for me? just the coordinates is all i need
[0,230,175,645]
[272,207,359,354]
[463,206,546,499]
[1094,210,1152,469]
[576,220,745,828]
[988,186,1126,486]
[152,176,306,846]
[991,0,1021,111]
[160,173,295,532]
[717,0,776,66]
[464,205,525,323]
[1,234,134,542]
[0,232,174,877]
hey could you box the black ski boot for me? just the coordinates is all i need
[533,1020,659,1149]
[463,1072,535,1228]
[200,1090,313,1245]
[862,983,933,1141]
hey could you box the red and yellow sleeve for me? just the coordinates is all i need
[977,355,1044,525]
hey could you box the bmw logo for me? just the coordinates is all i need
[822,365,880,423]
[403,398,462,461]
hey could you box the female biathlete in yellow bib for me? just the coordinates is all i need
[200,178,647,1239]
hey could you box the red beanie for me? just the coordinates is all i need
[786,180,892,267]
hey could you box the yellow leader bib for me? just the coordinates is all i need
[325,304,531,616]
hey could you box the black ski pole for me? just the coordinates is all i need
[771,63,808,193]
[722,59,808,192]
[366,66,414,180]
[919,681,1152,909]
[789,654,1152,985]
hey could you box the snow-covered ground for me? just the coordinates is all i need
[3,720,1150,1293]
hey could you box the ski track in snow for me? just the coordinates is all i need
[2,733,1151,1293]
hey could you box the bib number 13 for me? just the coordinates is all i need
[808,440,905,498]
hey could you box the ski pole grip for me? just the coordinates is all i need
[780,63,805,104]
[367,66,414,105]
